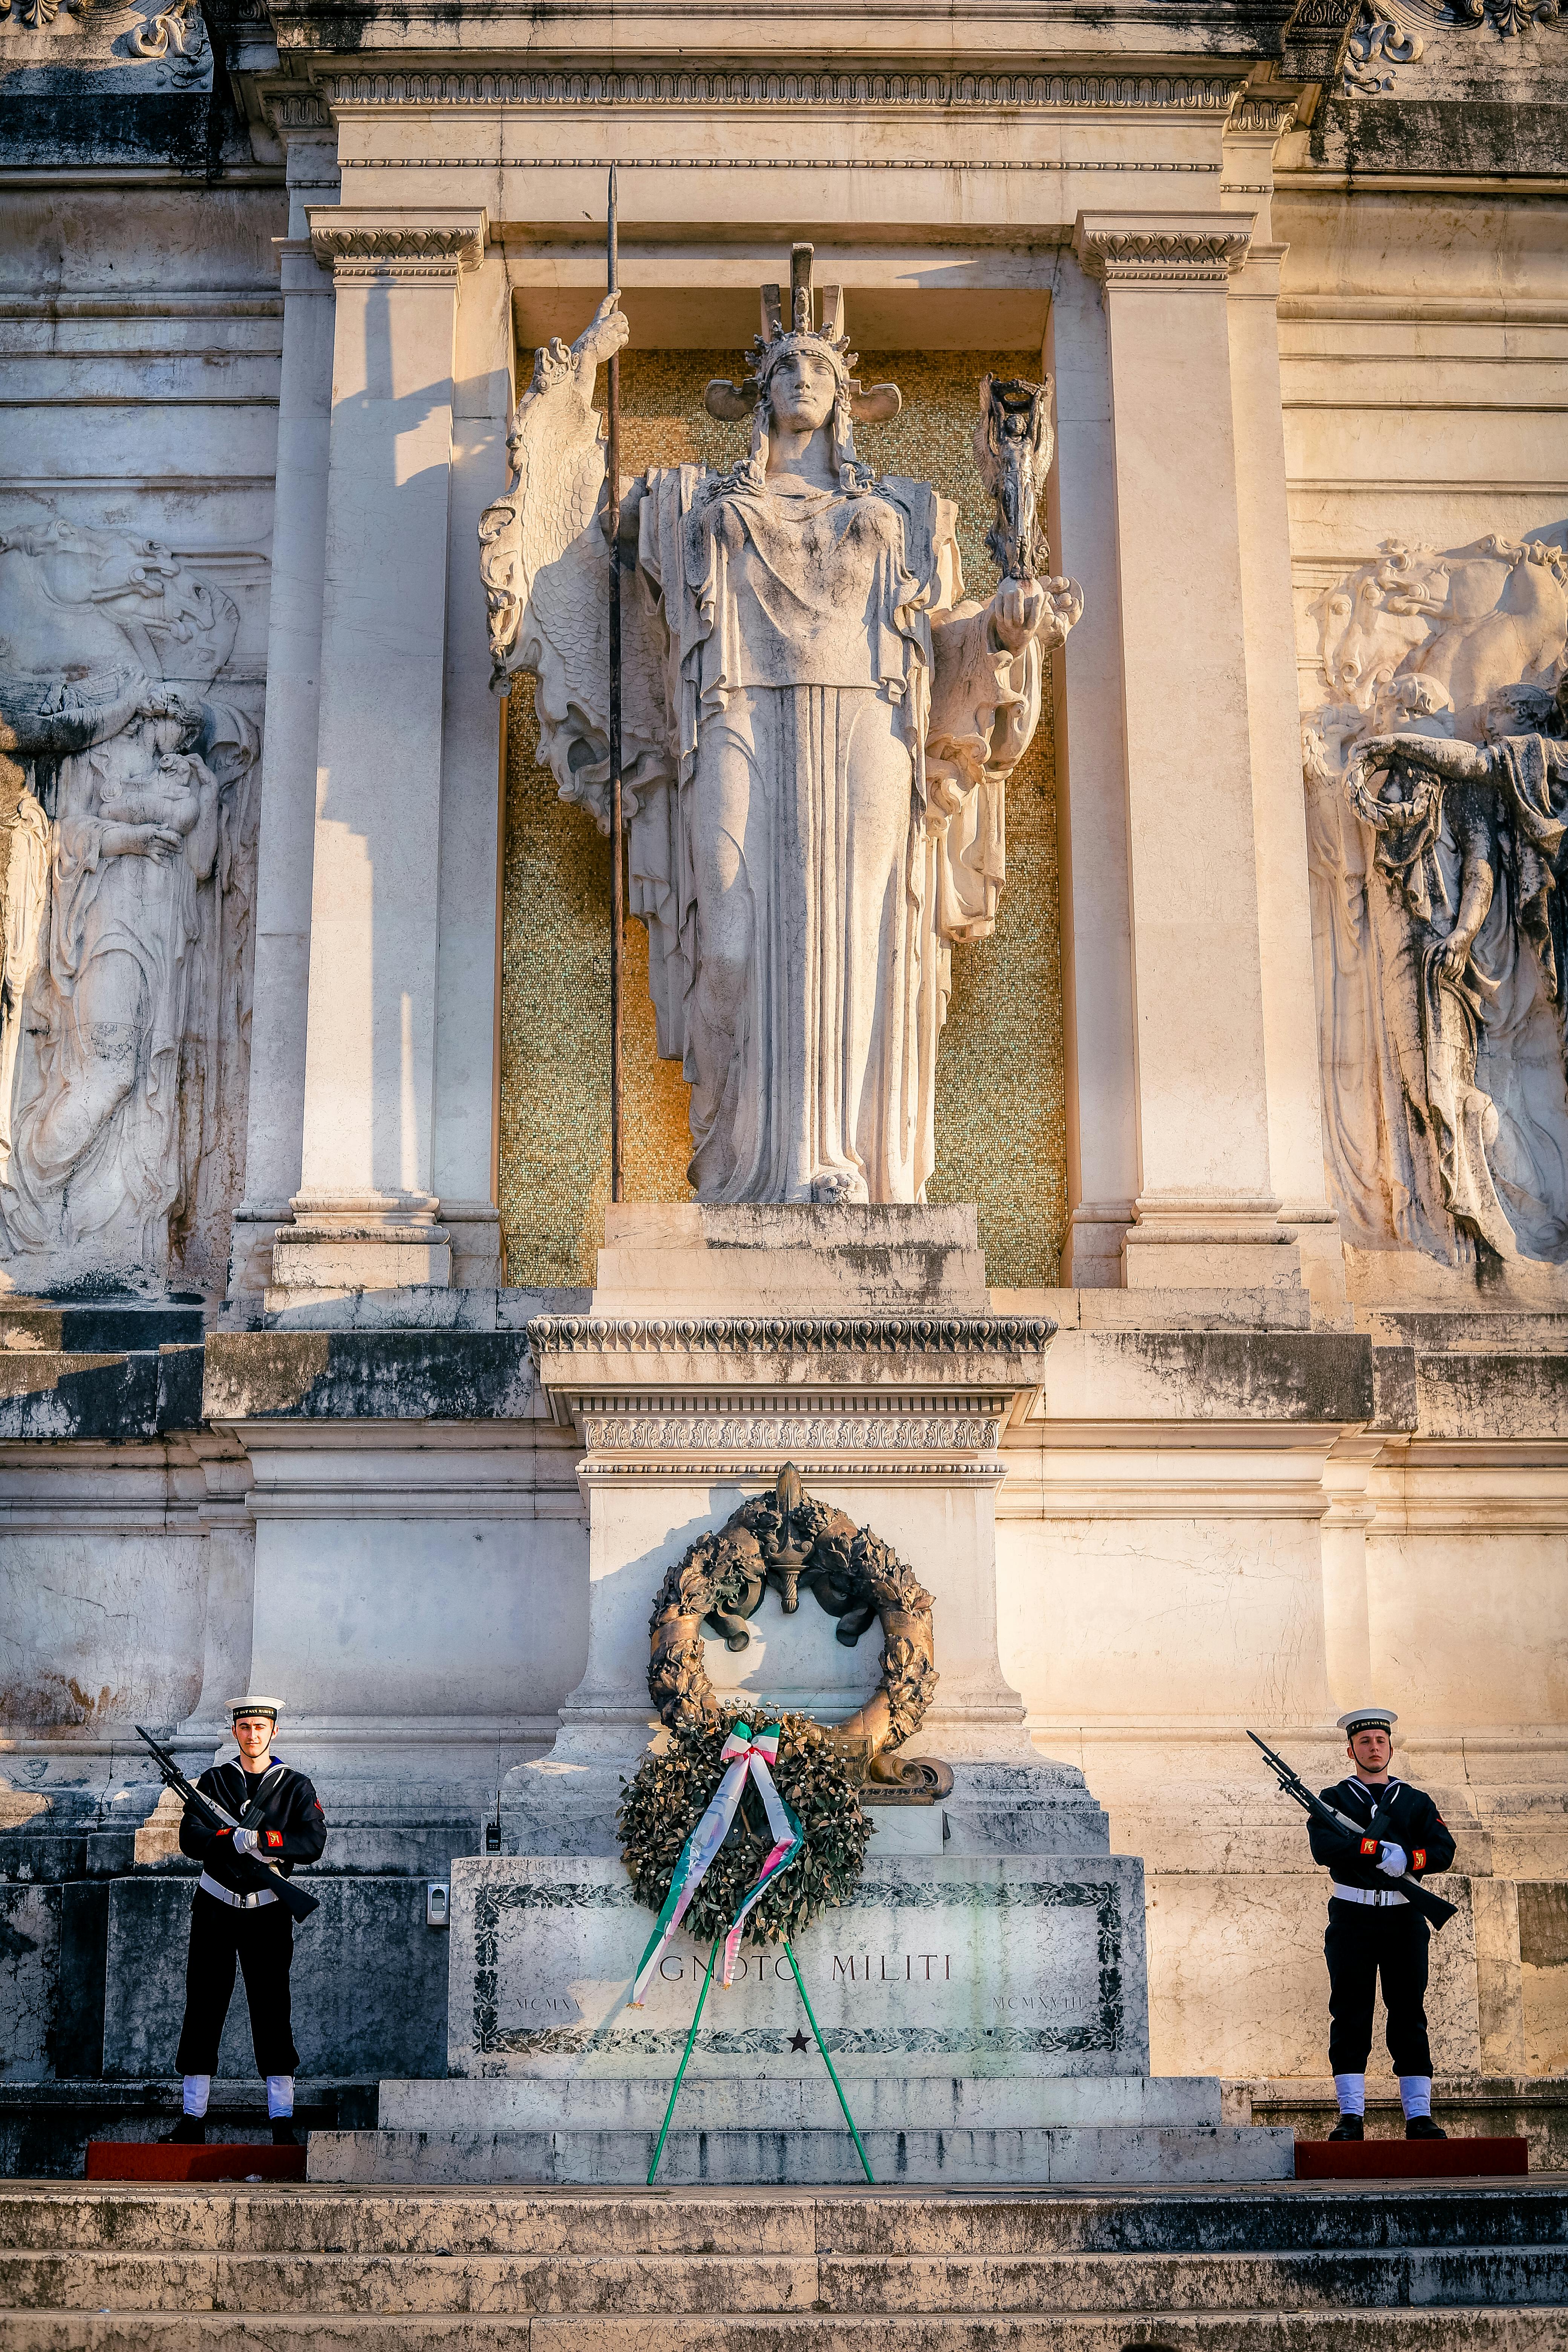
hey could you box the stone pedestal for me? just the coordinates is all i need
[326,1208,1290,2184]
[500,1206,1083,1859]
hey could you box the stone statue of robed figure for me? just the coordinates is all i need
[481,248,1081,1205]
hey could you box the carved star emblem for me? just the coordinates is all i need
[789,2029,811,2054]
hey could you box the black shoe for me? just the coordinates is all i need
[270,2119,299,2147]
[1328,2113,1364,2141]
[159,2116,206,2145]
[1406,2115,1447,2139]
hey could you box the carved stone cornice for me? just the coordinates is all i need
[262,87,332,133]
[319,67,1246,113]
[526,1314,1055,1444]
[307,210,486,276]
[583,1410,1001,1450]
[528,1312,1056,1357]
[1075,214,1254,285]
[1226,93,1300,136]
[1280,0,1361,85]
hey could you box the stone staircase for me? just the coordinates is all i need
[0,2181,1566,2346]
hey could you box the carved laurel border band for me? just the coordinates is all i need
[529,1314,1056,1354]
[468,1871,1126,2060]
[321,69,1245,110]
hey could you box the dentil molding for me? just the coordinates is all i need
[318,68,1247,112]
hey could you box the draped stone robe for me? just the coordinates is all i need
[483,351,1048,1210]
[619,464,1038,1206]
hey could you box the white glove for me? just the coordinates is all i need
[1377,1842,1408,1879]
[233,1827,260,1858]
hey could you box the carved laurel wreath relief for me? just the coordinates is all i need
[646,1463,953,1796]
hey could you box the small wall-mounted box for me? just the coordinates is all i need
[426,1881,450,1929]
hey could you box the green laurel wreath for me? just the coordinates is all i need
[617,1706,871,1948]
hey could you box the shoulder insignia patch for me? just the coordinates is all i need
[265,1829,284,1849]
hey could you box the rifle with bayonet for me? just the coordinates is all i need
[1247,1729,1457,1931]
[134,1725,319,1923]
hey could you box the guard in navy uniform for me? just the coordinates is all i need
[161,1697,326,2147]
[1308,1704,1456,2142]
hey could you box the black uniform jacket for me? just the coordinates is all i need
[179,1757,327,1897]
[1307,1776,1456,1896]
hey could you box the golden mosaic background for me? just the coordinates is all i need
[498,349,1067,1289]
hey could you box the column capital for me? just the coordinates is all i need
[1073,210,1254,286]
[307,206,487,279]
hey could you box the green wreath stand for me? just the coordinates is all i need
[619,1705,875,2184]
[622,1458,962,2187]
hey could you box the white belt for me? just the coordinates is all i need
[1332,1882,1408,1908]
[199,1870,277,1911]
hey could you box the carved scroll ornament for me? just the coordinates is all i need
[647,1463,952,1795]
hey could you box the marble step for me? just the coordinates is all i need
[3,2243,1567,2315]
[7,2184,1565,2254]
[310,2122,1292,2186]
[1,2309,1566,2350]
[374,2073,1228,2133]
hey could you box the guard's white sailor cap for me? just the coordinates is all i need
[1337,1705,1397,1736]
[228,1695,283,1722]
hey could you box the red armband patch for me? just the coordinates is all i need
[1360,1837,1379,1856]
[215,1827,232,1841]
[1413,1848,1426,1872]
[265,1830,284,1850]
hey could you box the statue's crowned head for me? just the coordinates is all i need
[704,244,901,488]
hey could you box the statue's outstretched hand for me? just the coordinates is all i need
[571,292,631,391]
[992,576,1084,654]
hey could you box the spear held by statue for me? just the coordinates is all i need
[606,164,624,1204]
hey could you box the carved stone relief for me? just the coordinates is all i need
[0,522,259,1296]
[1335,0,1560,93]
[0,0,210,79]
[1303,533,1568,1268]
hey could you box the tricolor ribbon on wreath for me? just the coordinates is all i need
[627,1720,804,2006]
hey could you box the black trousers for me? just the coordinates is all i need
[175,1888,299,2076]
[1325,1897,1432,2078]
